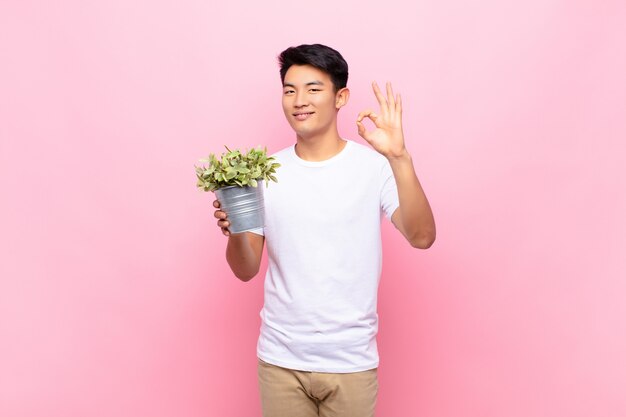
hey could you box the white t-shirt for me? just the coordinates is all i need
[249,139,400,373]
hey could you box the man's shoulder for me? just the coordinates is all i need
[346,139,389,166]
[348,139,380,155]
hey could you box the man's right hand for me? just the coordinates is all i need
[213,199,231,236]
[212,198,265,280]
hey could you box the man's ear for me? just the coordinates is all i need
[335,87,350,109]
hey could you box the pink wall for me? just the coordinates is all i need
[1,1,625,416]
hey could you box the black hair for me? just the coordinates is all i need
[278,44,349,92]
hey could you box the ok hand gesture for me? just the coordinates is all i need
[356,82,407,159]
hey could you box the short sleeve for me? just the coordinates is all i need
[247,227,265,236]
[380,160,400,221]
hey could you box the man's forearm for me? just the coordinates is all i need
[226,233,263,281]
[388,150,436,248]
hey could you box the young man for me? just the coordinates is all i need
[213,44,435,417]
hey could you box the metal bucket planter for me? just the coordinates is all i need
[214,180,265,234]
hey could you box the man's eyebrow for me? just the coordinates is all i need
[283,81,325,88]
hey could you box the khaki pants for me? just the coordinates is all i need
[257,358,378,417]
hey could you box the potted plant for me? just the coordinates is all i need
[195,146,280,233]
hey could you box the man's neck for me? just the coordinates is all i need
[294,132,347,162]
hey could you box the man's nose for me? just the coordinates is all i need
[294,91,308,107]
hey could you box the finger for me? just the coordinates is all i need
[386,82,396,111]
[356,120,366,138]
[357,110,382,130]
[372,82,389,114]
[218,219,230,228]
[396,93,402,119]
[213,199,221,208]
[356,109,378,122]
[356,119,374,143]
[214,210,227,219]
[223,229,230,237]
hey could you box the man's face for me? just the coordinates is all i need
[281,64,346,140]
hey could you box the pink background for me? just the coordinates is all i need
[1,1,625,416]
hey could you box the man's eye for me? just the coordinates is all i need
[284,90,294,95]
[309,89,321,92]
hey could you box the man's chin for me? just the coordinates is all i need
[292,127,317,140]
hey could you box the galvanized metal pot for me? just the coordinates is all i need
[214,180,265,234]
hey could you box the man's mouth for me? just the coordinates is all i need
[293,112,315,121]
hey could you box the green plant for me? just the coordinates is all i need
[195,146,280,192]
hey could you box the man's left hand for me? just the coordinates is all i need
[357,81,408,159]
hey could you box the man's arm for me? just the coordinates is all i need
[214,199,265,281]
[357,81,436,249]
[388,151,435,248]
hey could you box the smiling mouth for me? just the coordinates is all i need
[293,112,315,121]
